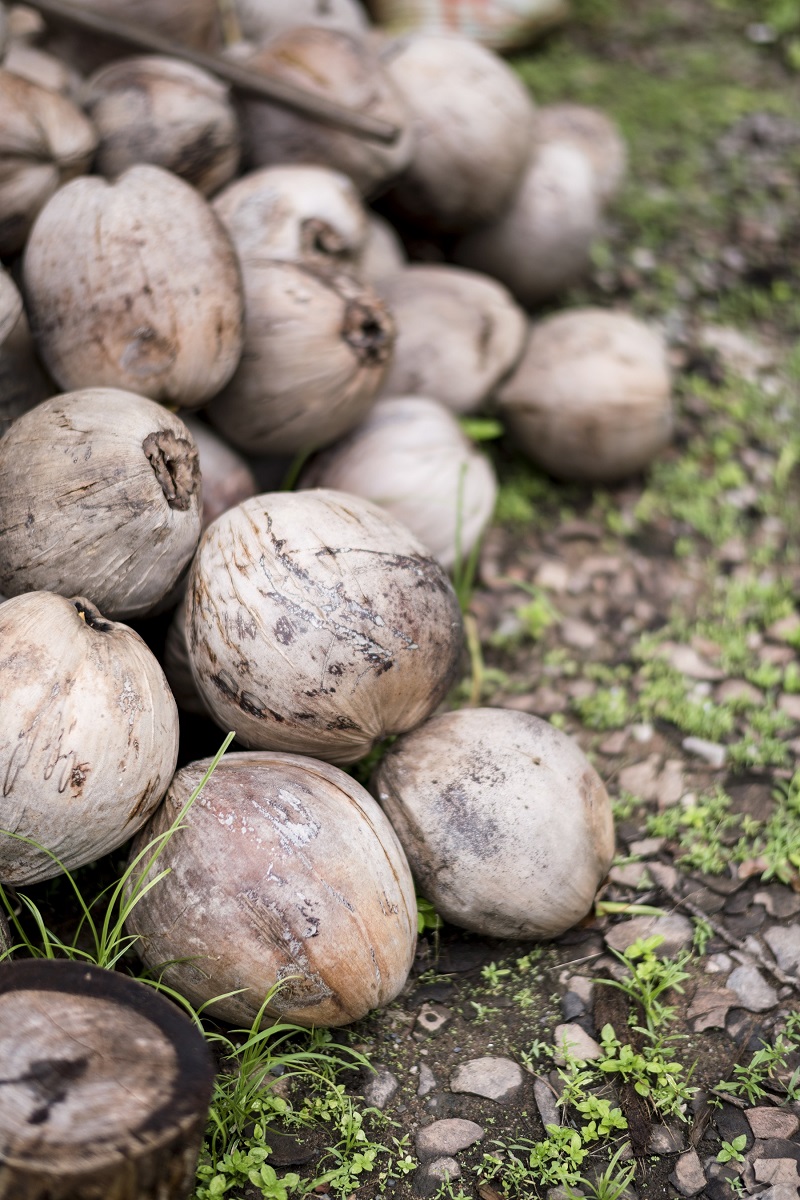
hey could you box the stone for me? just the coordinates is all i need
[726,965,778,1012]
[681,737,728,769]
[450,1057,523,1103]
[671,1148,707,1196]
[604,913,694,958]
[533,1076,560,1129]
[715,679,763,706]
[647,861,679,890]
[752,886,800,919]
[553,1024,602,1064]
[746,1108,800,1140]
[418,1064,437,1097]
[764,925,800,975]
[566,975,595,1006]
[266,1128,327,1166]
[778,693,800,721]
[561,991,586,1020]
[416,1003,452,1034]
[705,953,733,973]
[752,1138,800,1165]
[628,836,665,857]
[663,642,725,680]
[658,759,685,806]
[363,1066,399,1109]
[560,618,597,649]
[755,1187,800,1200]
[535,560,569,592]
[608,861,650,888]
[648,1124,686,1154]
[618,755,661,801]
[686,986,738,1031]
[714,1102,752,1151]
[413,1156,461,1197]
[416,1118,484,1162]
[753,1159,800,1187]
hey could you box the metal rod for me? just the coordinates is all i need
[24,0,401,144]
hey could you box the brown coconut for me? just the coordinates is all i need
[125,751,417,1027]
[497,308,674,482]
[186,489,464,764]
[83,56,240,197]
[22,165,244,408]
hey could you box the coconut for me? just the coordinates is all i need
[213,164,368,268]
[369,0,567,52]
[0,389,202,618]
[207,262,393,455]
[163,593,208,715]
[186,489,464,764]
[82,57,240,197]
[3,41,83,99]
[0,68,97,257]
[0,265,51,436]
[497,308,674,482]
[380,34,536,232]
[125,751,417,1027]
[237,29,414,197]
[374,264,526,412]
[357,213,407,283]
[302,396,497,570]
[532,103,627,206]
[23,165,243,408]
[232,0,368,43]
[453,141,600,307]
[182,417,258,530]
[373,707,615,938]
[0,591,178,886]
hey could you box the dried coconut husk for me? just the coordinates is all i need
[0,591,178,886]
[453,141,600,307]
[497,307,674,482]
[380,33,536,232]
[0,388,202,617]
[3,40,82,99]
[213,164,368,268]
[164,591,208,715]
[125,751,416,1027]
[357,212,406,283]
[532,103,627,206]
[0,67,97,256]
[374,264,526,413]
[373,708,615,938]
[182,417,257,530]
[186,489,464,764]
[301,395,497,570]
[237,28,413,197]
[207,261,394,455]
[82,56,240,197]
[23,164,243,407]
[233,0,367,43]
[0,265,50,436]
[0,265,21,342]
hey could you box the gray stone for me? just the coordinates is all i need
[755,1188,800,1200]
[561,990,585,1020]
[648,1124,686,1155]
[413,1156,461,1197]
[415,1119,484,1162]
[752,886,800,919]
[416,1003,452,1034]
[605,913,694,958]
[560,617,597,649]
[682,737,728,768]
[764,925,800,975]
[753,1159,799,1187]
[417,1064,437,1097]
[726,965,778,1012]
[534,1076,560,1129]
[553,1024,602,1064]
[363,1066,399,1109]
[450,1056,523,1103]
[746,1108,800,1140]
[671,1148,707,1196]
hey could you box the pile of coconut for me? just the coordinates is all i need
[0,0,672,1027]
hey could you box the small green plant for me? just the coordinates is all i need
[716,1013,800,1105]
[481,961,512,990]
[598,935,692,1035]
[564,1144,636,1200]
[692,917,714,956]
[716,1135,747,1164]
[416,895,443,936]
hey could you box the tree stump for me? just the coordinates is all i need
[0,959,215,1200]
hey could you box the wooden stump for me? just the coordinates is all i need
[0,959,215,1200]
